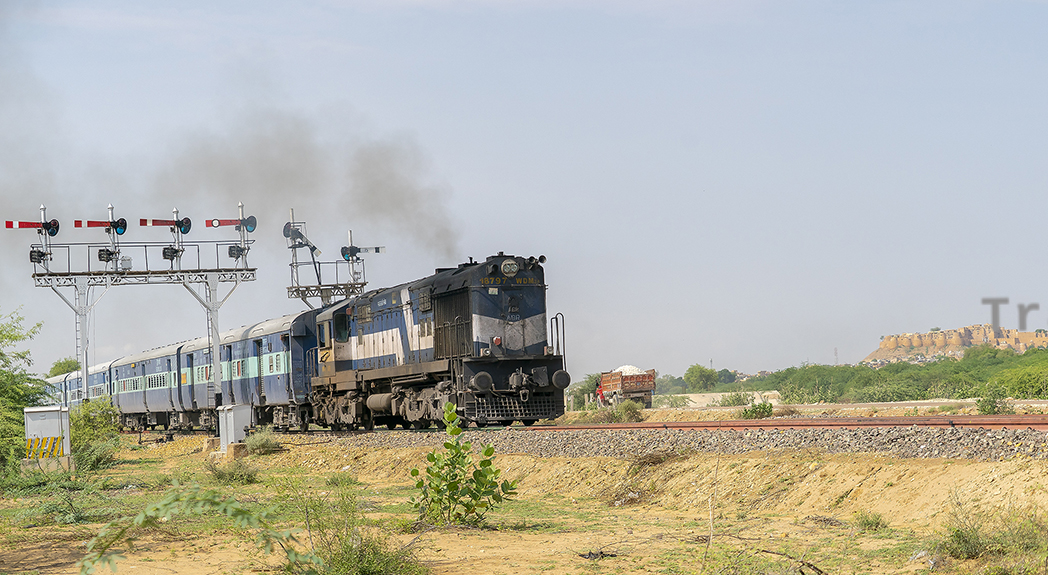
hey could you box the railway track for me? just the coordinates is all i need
[537,414,1048,432]
[126,414,1048,443]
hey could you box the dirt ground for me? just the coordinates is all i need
[4,425,1048,575]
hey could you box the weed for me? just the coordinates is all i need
[627,450,689,475]
[853,510,889,532]
[938,493,1048,561]
[72,437,120,472]
[559,400,646,424]
[738,402,773,420]
[245,426,281,455]
[78,483,321,574]
[203,458,260,485]
[326,471,363,488]
[652,394,691,408]
[717,391,753,407]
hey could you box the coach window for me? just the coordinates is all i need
[317,322,328,348]
[334,312,350,343]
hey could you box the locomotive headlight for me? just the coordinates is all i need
[500,259,519,277]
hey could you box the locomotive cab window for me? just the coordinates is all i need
[333,312,350,343]
[317,322,328,348]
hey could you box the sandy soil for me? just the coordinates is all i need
[5,428,1048,574]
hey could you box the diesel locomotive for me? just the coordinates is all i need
[45,252,570,431]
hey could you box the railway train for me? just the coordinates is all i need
[44,252,571,431]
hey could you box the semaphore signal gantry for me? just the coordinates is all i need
[283,208,384,308]
[6,202,258,408]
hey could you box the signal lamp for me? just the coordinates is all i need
[340,246,360,261]
[42,219,60,237]
[178,217,191,235]
[98,248,117,262]
[162,246,181,260]
[110,218,127,235]
[29,249,48,264]
[235,215,257,233]
[228,245,247,259]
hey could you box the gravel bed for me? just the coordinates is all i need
[331,426,1048,462]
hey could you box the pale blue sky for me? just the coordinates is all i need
[2,1,1047,378]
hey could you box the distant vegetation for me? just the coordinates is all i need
[728,345,1048,403]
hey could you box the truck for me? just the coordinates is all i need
[597,365,656,408]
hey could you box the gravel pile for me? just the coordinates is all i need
[332,426,1048,462]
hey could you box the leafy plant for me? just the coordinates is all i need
[978,384,1014,415]
[245,426,281,455]
[410,402,516,526]
[78,483,321,575]
[738,401,773,420]
[204,458,260,485]
[69,398,122,471]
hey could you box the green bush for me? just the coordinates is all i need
[738,401,773,420]
[287,484,426,575]
[717,391,753,407]
[68,398,122,471]
[614,399,644,422]
[853,509,888,532]
[73,437,120,472]
[978,384,1014,415]
[70,398,121,451]
[652,394,691,408]
[203,458,259,485]
[410,402,516,526]
[245,426,281,455]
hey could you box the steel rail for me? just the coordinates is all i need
[533,415,1048,432]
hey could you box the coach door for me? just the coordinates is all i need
[254,339,266,405]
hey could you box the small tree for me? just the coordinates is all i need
[683,364,718,392]
[70,399,121,471]
[47,357,80,378]
[0,308,46,471]
[410,402,516,525]
[567,373,601,408]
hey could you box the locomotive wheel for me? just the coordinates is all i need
[364,417,375,431]
[411,420,431,430]
[386,422,397,430]
[521,419,537,426]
